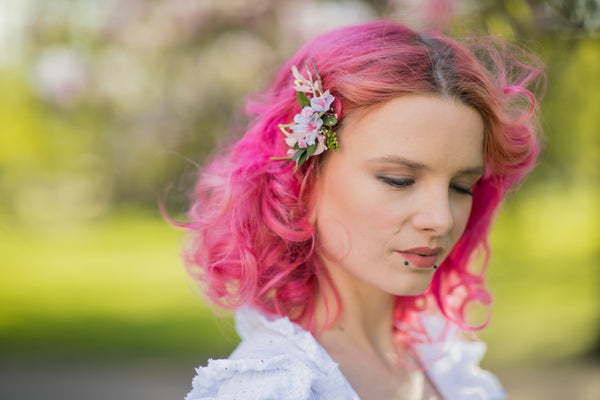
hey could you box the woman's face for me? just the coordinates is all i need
[313,95,484,296]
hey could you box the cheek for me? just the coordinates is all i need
[450,199,474,241]
[316,216,352,262]
[315,171,386,260]
[314,173,353,259]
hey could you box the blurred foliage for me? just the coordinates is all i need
[0,0,599,367]
[0,210,239,362]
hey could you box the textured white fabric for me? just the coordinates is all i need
[186,308,506,400]
[414,316,506,400]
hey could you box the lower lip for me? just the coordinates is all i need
[396,252,439,269]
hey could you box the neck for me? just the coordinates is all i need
[312,259,397,358]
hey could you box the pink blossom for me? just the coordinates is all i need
[292,111,323,135]
[310,90,334,112]
[285,64,338,163]
[284,131,301,148]
[314,133,327,155]
[304,130,318,146]
[293,109,317,127]
[300,106,314,118]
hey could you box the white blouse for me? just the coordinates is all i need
[185,307,506,400]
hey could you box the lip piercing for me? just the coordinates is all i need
[404,261,409,266]
[433,265,438,269]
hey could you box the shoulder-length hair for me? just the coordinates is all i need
[180,20,543,341]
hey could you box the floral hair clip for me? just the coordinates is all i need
[277,59,339,167]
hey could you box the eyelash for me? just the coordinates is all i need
[376,176,414,188]
[376,176,474,196]
[450,184,474,196]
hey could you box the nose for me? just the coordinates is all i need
[411,186,454,236]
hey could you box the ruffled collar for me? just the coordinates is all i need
[235,307,506,400]
[235,306,329,363]
[235,307,361,399]
[414,317,506,400]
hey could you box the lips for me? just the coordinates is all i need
[396,246,443,269]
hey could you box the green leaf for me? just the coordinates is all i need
[291,149,304,162]
[297,150,309,166]
[306,143,317,158]
[322,114,337,126]
[296,92,310,108]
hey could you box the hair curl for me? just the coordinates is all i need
[179,20,544,342]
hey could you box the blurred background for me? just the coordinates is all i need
[0,0,598,399]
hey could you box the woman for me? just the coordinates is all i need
[181,20,543,400]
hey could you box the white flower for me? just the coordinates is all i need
[304,130,318,146]
[279,61,338,167]
[314,133,327,155]
[291,65,314,93]
[310,90,334,112]
[291,65,322,94]
[300,106,314,118]
[285,131,301,148]
[292,112,323,135]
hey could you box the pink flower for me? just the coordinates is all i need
[293,108,316,126]
[281,62,339,166]
[300,106,314,118]
[284,131,301,148]
[292,111,323,135]
[314,133,327,155]
[310,90,334,112]
[305,130,318,146]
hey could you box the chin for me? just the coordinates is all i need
[400,287,429,296]
[389,280,432,297]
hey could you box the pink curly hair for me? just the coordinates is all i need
[180,20,543,340]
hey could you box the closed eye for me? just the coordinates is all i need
[376,175,414,189]
[451,183,474,196]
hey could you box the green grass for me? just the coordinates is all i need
[1,185,598,367]
[0,209,239,362]
[480,183,600,365]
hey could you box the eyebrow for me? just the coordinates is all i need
[368,155,485,176]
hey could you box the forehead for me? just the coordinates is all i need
[337,95,485,170]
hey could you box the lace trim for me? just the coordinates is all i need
[186,308,505,400]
